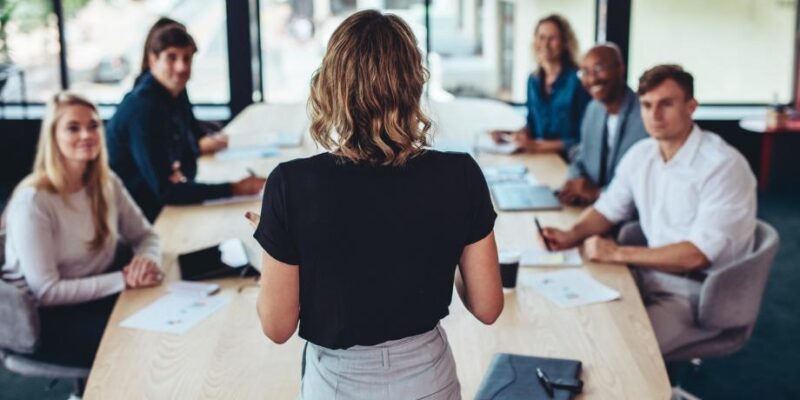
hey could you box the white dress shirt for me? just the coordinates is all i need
[594,124,757,271]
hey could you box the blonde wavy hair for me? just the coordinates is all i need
[16,92,113,251]
[308,10,432,166]
[533,14,580,71]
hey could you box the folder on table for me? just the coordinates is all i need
[475,353,583,400]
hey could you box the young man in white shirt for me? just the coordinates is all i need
[541,64,757,354]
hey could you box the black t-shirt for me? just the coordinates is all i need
[253,150,496,349]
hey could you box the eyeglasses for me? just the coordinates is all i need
[576,64,613,79]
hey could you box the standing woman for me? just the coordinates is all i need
[248,10,503,400]
[1,92,162,369]
[106,23,266,222]
[492,14,590,155]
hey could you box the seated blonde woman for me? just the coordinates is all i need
[247,10,503,400]
[1,92,162,369]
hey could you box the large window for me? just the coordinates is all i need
[507,0,595,103]
[629,0,796,104]
[4,0,797,111]
[0,0,60,103]
[260,0,594,103]
[260,0,425,103]
[63,0,229,104]
[429,0,595,102]
[428,0,490,100]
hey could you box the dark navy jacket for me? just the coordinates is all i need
[106,72,231,222]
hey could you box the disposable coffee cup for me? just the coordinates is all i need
[498,250,521,291]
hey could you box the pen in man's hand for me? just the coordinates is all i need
[536,367,555,398]
[534,217,553,252]
[247,168,257,177]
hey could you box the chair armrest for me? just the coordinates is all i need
[698,221,779,330]
[0,280,39,354]
[616,221,647,247]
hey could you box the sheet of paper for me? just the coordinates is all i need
[520,248,583,267]
[202,193,262,206]
[120,293,230,334]
[229,131,304,148]
[483,165,540,186]
[219,238,250,268]
[523,269,620,308]
[214,145,280,161]
[475,141,517,155]
[273,131,304,147]
[473,131,520,155]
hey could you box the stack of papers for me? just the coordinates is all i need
[520,248,582,267]
[475,141,517,155]
[524,269,620,308]
[229,130,305,148]
[120,293,230,334]
[214,145,280,161]
[272,131,304,148]
[482,165,533,185]
[473,131,520,155]
[202,193,262,206]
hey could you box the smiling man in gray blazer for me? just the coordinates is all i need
[559,44,648,205]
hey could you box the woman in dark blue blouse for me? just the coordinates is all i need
[492,14,590,155]
[106,23,266,222]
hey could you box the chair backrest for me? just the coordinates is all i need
[697,220,780,331]
[0,229,40,354]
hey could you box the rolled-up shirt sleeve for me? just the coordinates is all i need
[687,159,757,264]
[593,150,636,224]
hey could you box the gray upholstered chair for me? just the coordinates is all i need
[616,220,779,362]
[0,231,89,395]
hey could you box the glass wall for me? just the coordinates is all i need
[3,0,797,109]
[0,0,60,103]
[62,0,229,104]
[430,0,595,102]
[260,0,425,103]
[629,0,796,104]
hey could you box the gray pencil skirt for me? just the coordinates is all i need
[299,323,461,400]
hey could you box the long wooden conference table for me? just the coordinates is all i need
[84,99,671,399]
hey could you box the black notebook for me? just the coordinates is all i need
[178,239,259,281]
[475,353,583,400]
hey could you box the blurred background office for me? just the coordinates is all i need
[1,0,798,399]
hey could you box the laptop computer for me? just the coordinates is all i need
[490,182,562,211]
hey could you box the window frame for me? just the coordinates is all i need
[0,0,797,120]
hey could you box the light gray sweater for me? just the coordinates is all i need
[1,174,160,306]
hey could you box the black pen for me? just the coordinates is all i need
[534,217,553,252]
[536,367,555,398]
[247,168,257,177]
